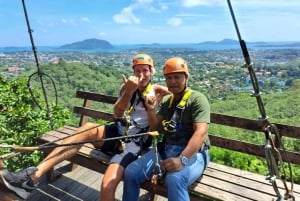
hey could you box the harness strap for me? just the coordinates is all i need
[162,88,192,134]
[151,142,209,184]
[122,82,153,141]
[125,82,152,116]
[168,88,192,109]
[200,144,209,169]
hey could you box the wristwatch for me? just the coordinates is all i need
[179,155,189,166]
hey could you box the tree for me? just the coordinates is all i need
[0,75,71,171]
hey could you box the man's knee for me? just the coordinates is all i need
[124,164,133,178]
[166,173,186,188]
[124,163,138,181]
[101,176,121,192]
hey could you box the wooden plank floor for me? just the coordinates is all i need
[1,161,299,201]
[193,162,300,201]
[0,162,167,201]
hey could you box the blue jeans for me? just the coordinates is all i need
[122,144,210,201]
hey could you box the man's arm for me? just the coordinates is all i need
[180,122,208,159]
[113,84,132,118]
[153,84,170,103]
[144,95,163,131]
[113,75,140,118]
[161,122,208,172]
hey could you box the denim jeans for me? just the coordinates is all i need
[122,144,210,201]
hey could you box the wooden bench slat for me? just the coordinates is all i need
[211,113,300,139]
[210,135,265,157]
[210,135,300,165]
[73,106,115,122]
[193,176,277,201]
[190,184,253,201]
[211,113,265,132]
[76,90,117,104]
[193,165,300,201]
[201,165,289,197]
[208,162,300,193]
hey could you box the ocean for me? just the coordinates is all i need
[1,42,300,53]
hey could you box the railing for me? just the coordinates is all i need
[210,113,300,165]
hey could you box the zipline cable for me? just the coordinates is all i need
[21,0,58,129]
[0,131,159,160]
[227,1,294,200]
[0,124,103,160]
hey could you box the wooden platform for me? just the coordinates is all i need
[0,162,167,201]
[1,161,299,201]
[35,125,300,201]
[197,163,300,201]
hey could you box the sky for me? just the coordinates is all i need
[0,0,300,47]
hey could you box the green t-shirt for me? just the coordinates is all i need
[157,89,210,145]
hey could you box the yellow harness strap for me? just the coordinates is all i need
[125,82,152,116]
[120,82,153,141]
[168,88,192,109]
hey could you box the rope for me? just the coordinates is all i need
[40,124,103,147]
[227,1,294,200]
[0,131,158,159]
[21,0,58,129]
[0,123,102,160]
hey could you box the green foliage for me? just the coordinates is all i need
[0,75,71,171]
[24,61,124,115]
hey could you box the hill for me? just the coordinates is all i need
[59,38,113,50]
[198,39,267,46]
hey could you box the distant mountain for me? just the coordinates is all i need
[4,46,27,49]
[59,38,113,50]
[135,43,161,46]
[199,39,238,45]
[2,39,300,53]
[198,39,268,46]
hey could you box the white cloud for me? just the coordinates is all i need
[113,0,160,24]
[113,7,140,24]
[81,17,90,23]
[136,0,153,4]
[176,13,206,17]
[232,0,300,9]
[98,32,106,37]
[180,0,300,9]
[161,5,168,11]
[181,0,224,7]
[61,18,76,25]
[167,17,182,27]
[182,0,208,7]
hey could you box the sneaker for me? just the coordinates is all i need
[0,167,38,199]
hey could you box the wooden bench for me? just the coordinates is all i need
[37,90,300,201]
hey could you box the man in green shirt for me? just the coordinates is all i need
[122,57,210,201]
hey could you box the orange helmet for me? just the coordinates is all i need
[132,53,155,74]
[163,57,189,76]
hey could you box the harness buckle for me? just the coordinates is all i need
[151,173,165,185]
[116,140,126,152]
[151,174,158,184]
[162,120,177,133]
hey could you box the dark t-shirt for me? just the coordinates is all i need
[157,89,210,144]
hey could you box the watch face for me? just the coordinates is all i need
[180,156,188,165]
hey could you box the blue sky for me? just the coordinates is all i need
[0,0,300,46]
